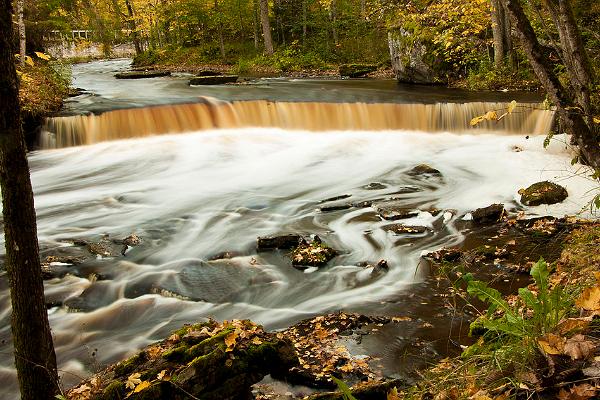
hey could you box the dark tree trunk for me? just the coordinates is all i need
[125,0,143,55]
[0,1,60,399]
[260,0,274,55]
[544,0,595,125]
[215,0,226,59]
[253,0,260,50]
[491,0,513,68]
[500,0,600,169]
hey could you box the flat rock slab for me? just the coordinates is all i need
[189,75,239,85]
[373,201,419,221]
[257,234,304,251]
[383,223,428,234]
[115,70,171,79]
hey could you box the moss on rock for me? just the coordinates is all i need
[520,181,568,206]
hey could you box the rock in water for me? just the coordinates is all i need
[338,64,377,78]
[406,164,442,177]
[373,200,419,221]
[257,234,304,251]
[115,70,171,79]
[189,75,239,85]
[520,181,568,206]
[471,204,505,225]
[383,223,428,234]
[290,241,337,268]
[66,320,298,400]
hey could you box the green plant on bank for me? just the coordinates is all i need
[464,258,573,365]
[331,376,358,400]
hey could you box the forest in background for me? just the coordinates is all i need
[17,0,600,86]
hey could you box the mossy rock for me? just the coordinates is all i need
[339,64,377,78]
[72,319,299,400]
[290,241,337,267]
[520,181,568,206]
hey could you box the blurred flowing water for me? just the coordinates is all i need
[0,59,595,397]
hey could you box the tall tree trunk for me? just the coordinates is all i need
[302,0,307,43]
[215,0,226,59]
[125,0,142,55]
[330,0,338,45]
[253,0,260,50]
[490,0,506,68]
[0,1,60,399]
[17,0,25,66]
[501,0,600,169]
[544,0,595,125]
[260,0,274,55]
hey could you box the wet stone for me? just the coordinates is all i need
[520,181,568,206]
[88,242,113,257]
[290,241,337,268]
[471,203,505,225]
[257,234,304,251]
[373,201,419,221]
[406,164,442,177]
[189,75,239,85]
[319,204,352,212]
[383,224,428,234]
[320,194,352,203]
[363,182,387,190]
[115,70,171,79]
[208,251,243,261]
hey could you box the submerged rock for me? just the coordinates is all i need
[520,181,568,206]
[373,200,419,221]
[338,64,377,78]
[383,224,428,234]
[320,194,352,203]
[471,204,505,225]
[115,70,171,79]
[66,320,298,400]
[363,182,387,190]
[406,164,442,177]
[189,75,239,85]
[257,234,304,251]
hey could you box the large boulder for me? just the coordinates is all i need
[66,320,298,400]
[387,30,445,84]
[471,204,505,225]
[520,181,568,206]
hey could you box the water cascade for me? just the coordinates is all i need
[40,100,555,148]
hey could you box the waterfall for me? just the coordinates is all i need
[40,100,555,148]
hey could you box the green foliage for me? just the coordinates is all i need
[465,60,536,91]
[466,258,573,345]
[331,376,358,400]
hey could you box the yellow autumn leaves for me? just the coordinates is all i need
[470,100,518,126]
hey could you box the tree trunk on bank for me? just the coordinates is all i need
[253,0,260,50]
[302,0,307,43]
[260,0,274,55]
[500,0,600,170]
[17,0,25,66]
[215,0,226,59]
[125,0,142,55]
[490,0,506,67]
[544,0,595,125]
[330,0,338,45]
[0,1,60,399]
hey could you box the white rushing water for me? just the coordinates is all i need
[0,127,596,395]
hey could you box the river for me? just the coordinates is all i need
[0,59,596,397]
